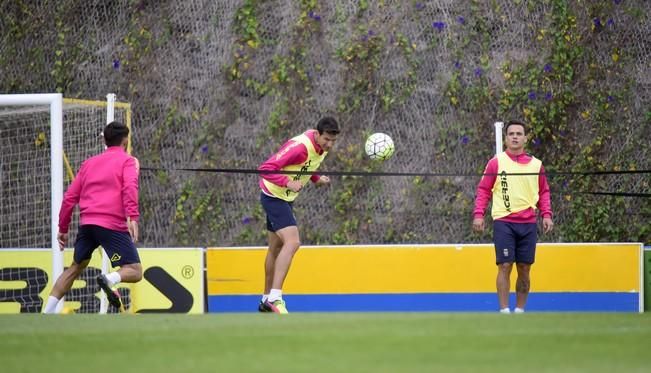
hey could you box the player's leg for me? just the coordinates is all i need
[259,230,283,312]
[43,226,97,313]
[271,225,301,290]
[94,225,142,309]
[493,221,516,313]
[514,223,537,312]
[259,193,296,313]
[496,263,513,312]
[42,259,92,313]
[265,225,299,314]
[514,263,531,311]
[49,259,92,299]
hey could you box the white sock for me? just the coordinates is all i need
[43,296,60,314]
[261,294,268,302]
[106,272,121,287]
[514,307,525,313]
[499,307,511,314]
[268,289,282,302]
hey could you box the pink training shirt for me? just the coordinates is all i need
[258,130,323,194]
[473,150,552,223]
[58,146,139,233]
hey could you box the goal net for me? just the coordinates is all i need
[0,93,131,314]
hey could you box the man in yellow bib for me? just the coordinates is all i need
[472,120,553,313]
[256,117,340,313]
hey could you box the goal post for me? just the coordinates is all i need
[0,93,64,312]
[494,121,504,156]
[0,93,132,314]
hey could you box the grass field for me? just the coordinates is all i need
[1,313,650,373]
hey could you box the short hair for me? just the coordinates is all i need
[103,121,129,147]
[505,120,527,135]
[316,116,340,135]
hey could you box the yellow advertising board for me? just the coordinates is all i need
[0,248,204,314]
[206,243,643,312]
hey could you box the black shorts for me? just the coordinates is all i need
[260,193,296,232]
[493,220,537,265]
[73,225,140,267]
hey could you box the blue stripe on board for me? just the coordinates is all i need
[208,292,639,313]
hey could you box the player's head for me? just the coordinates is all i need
[315,116,339,152]
[103,121,129,147]
[505,120,527,135]
[504,120,527,152]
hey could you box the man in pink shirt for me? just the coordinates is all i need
[257,117,340,314]
[472,120,553,313]
[43,121,142,313]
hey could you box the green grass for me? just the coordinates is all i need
[1,313,650,372]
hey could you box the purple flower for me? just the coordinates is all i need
[112,59,120,70]
[368,29,375,36]
[545,92,553,100]
[200,144,208,153]
[562,180,569,188]
[532,138,542,147]
[308,11,321,21]
[607,95,615,102]
[474,67,483,77]
[415,3,425,11]
[241,216,252,225]
[454,61,461,69]
[432,22,446,31]
[614,0,622,4]
[457,16,466,25]
[593,18,602,28]
[528,91,537,100]
[559,130,567,137]
[607,18,614,27]
[543,63,552,73]
[460,135,469,144]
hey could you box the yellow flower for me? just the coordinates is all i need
[35,132,46,146]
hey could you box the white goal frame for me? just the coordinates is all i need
[0,93,125,314]
[0,93,64,312]
[494,121,504,155]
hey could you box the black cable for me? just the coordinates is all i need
[139,167,650,197]
[575,191,651,198]
[140,167,651,178]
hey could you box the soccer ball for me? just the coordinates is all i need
[365,132,395,161]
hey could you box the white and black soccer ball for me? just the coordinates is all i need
[365,132,395,161]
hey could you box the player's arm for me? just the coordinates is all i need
[472,158,498,232]
[57,163,85,249]
[122,156,140,242]
[537,165,554,234]
[258,141,308,192]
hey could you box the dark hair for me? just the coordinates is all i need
[505,120,527,135]
[316,116,340,135]
[103,121,129,147]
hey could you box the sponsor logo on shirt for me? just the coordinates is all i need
[500,171,511,212]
